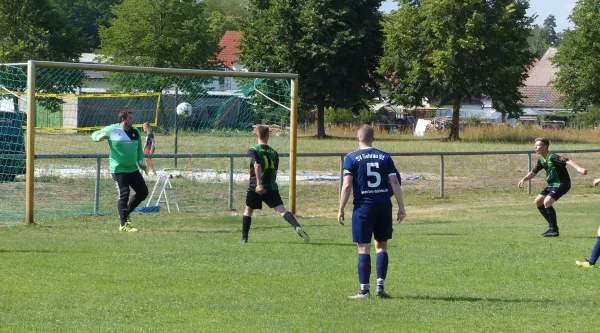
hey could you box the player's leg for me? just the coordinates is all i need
[242,190,261,243]
[543,185,568,237]
[269,191,309,243]
[145,157,156,176]
[112,173,133,230]
[126,171,149,216]
[535,192,551,232]
[349,205,373,299]
[577,225,600,267]
[374,240,390,297]
[241,206,254,243]
[373,206,393,298]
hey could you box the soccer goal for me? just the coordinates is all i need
[0,61,298,223]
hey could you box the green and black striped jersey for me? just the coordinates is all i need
[247,144,279,190]
[532,152,570,186]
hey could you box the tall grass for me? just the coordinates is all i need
[316,124,600,143]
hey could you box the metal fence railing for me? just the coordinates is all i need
[33,148,600,215]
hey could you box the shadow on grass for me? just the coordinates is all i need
[410,221,452,225]
[0,249,56,253]
[402,294,553,303]
[297,242,355,247]
[420,233,466,236]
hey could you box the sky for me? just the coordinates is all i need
[380,0,576,32]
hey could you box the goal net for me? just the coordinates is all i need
[0,62,297,222]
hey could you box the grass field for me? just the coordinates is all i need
[3,126,600,331]
[3,189,600,332]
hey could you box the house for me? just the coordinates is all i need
[79,53,110,93]
[211,31,245,92]
[519,47,568,113]
[217,31,244,72]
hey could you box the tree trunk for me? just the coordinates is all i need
[316,102,326,138]
[501,112,506,123]
[448,91,461,140]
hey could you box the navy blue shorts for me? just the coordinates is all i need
[351,204,393,243]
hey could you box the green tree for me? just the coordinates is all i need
[0,0,84,63]
[528,24,549,59]
[204,0,249,17]
[204,0,248,39]
[98,0,220,94]
[543,14,558,46]
[240,0,383,137]
[552,0,600,111]
[380,0,534,140]
[52,0,122,52]
[0,0,86,112]
[99,0,218,69]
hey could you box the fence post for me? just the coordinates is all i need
[94,157,101,215]
[228,156,234,210]
[440,154,445,197]
[527,153,532,194]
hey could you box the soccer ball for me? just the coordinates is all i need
[176,102,193,118]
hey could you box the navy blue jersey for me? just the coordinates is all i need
[343,147,401,206]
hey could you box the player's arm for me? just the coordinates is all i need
[150,136,155,154]
[91,125,113,142]
[338,174,353,225]
[519,161,542,188]
[518,172,536,187]
[254,162,266,194]
[389,174,406,223]
[566,159,588,175]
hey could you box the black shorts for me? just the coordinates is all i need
[246,189,284,210]
[540,184,570,201]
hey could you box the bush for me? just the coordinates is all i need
[324,107,354,124]
[567,108,600,128]
[466,116,484,127]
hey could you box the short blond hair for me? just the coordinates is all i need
[255,125,270,141]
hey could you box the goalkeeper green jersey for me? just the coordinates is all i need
[91,124,144,174]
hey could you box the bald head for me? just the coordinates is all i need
[357,125,374,144]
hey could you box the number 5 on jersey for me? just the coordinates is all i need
[367,162,381,187]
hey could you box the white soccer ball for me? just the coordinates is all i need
[176,102,193,118]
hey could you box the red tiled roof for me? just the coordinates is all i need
[520,85,564,109]
[519,47,567,109]
[217,31,243,70]
[524,47,558,86]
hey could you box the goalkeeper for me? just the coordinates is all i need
[92,110,148,232]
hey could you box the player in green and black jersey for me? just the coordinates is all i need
[240,125,310,244]
[518,137,588,237]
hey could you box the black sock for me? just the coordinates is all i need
[283,211,301,229]
[242,216,251,240]
[537,205,550,226]
[546,206,558,230]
